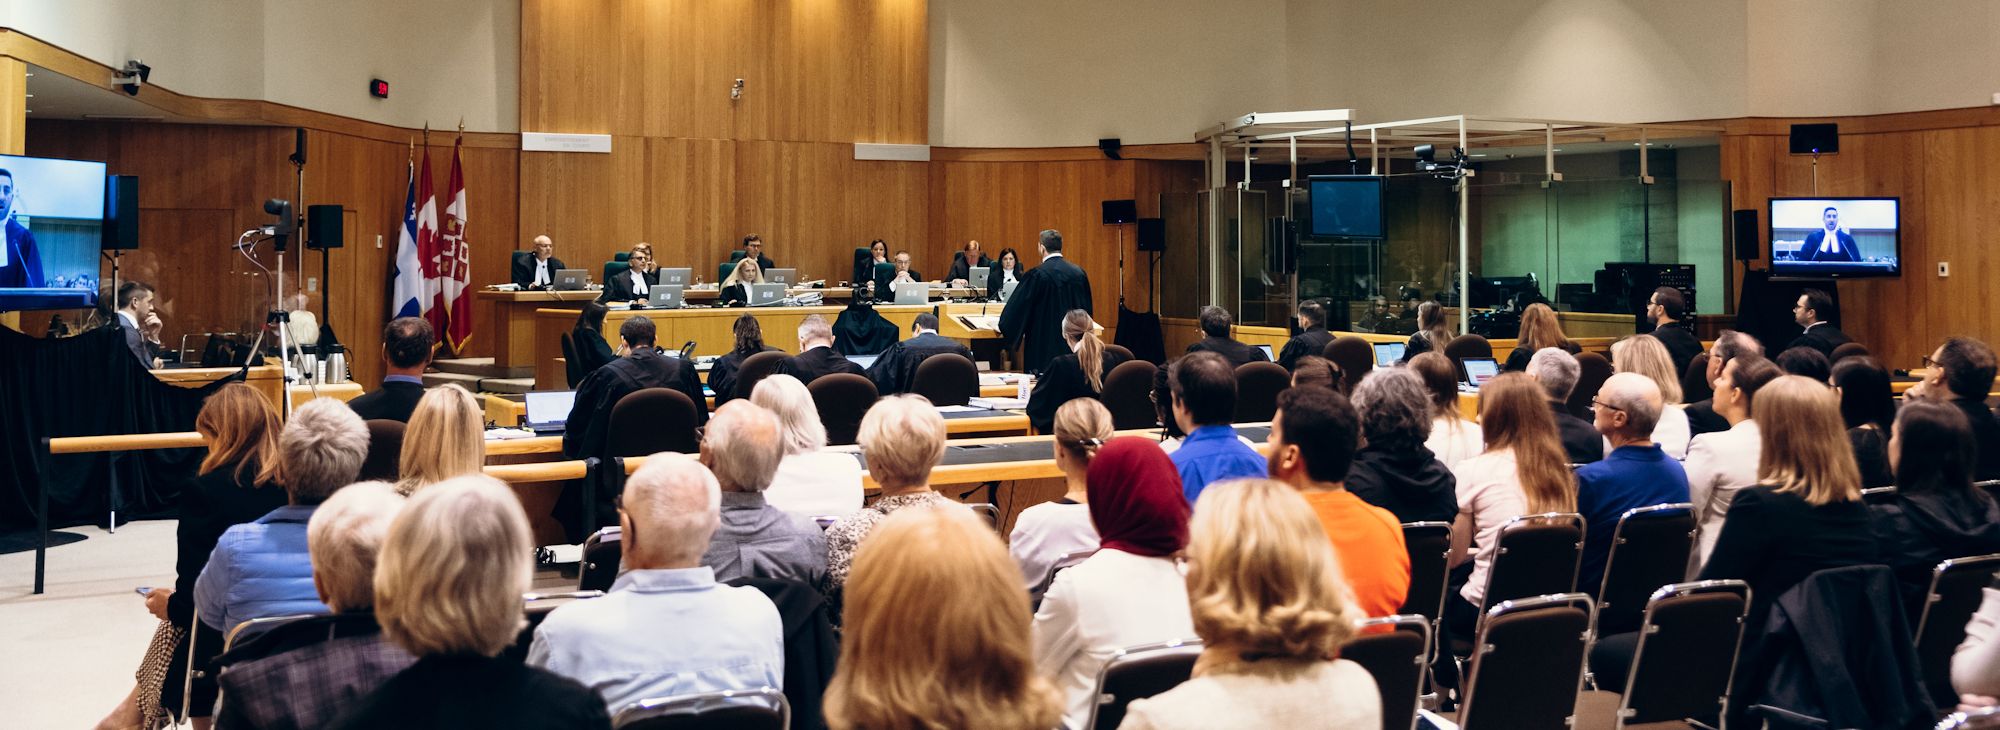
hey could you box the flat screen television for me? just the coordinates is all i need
[1768,197,1900,278]
[0,154,108,311]
[1307,175,1385,239]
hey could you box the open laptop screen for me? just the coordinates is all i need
[524,390,578,430]
[1462,357,1501,388]
[1373,342,1406,367]
[1256,344,1275,361]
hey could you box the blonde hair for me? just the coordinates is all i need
[826,506,1061,730]
[1063,310,1107,392]
[1187,479,1360,660]
[277,399,370,504]
[1052,398,1113,464]
[396,384,484,495]
[751,374,828,455]
[1754,375,1862,506]
[196,382,280,486]
[858,395,946,490]
[722,257,764,288]
[1612,335,1684,404]
[1516,303,1571,353]
[307,481,405,613]
[1478,373,1577,513]
[375,475,531,658]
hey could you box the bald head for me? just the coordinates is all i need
[1596,372,1664,439]
[620,453,721,569]
[701,401,785,493]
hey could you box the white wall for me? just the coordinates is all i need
[1746,0,2000,116]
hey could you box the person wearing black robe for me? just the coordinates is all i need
[1026,340,1129,434]
[562,317,708,464]
[867,314,974,395]
[776,315,867,386]
[1185,305,1268,369]
[999,230,1093,375]
[945,241,992,285]
[1277,299,1335,371]
[567,303,617,384]
[598,248,659,304]
[708,313,782,406]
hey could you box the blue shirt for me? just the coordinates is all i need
[1574,444,1691,596]
[382,374,424,385]
[1171,425,1268,503]
[194,504,329,633]
[526,566,785,711]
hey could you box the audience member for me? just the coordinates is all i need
[1908,336,2000,480]
[348,317,433,423]
[707,313,780,405]
[1872,401,2000,615]
[1503,303,1576,372]
[568,302,617,379]
[1010,399,1111,590]
[1954,577,2000,704]
[775,314,865,385]
[1410,351,1483,468]
[1775,345,1831,382]
[1574,373,1691,595]
[1399,301,1452,363]
[827,507,1061,730]
[751,374,865,515]
[1346,368,1458,523]
[1265,386,1410,618]
[598,244,658,304]
[1446,373,1575,640]
[330,477,609,729]
[1686,330,1763,436]
[718,256,765,307]
[1168,351,1266,502]
[822,396,958,617]
[1276,299,1335,371]
[1785,288,1852,357]
[393,384,483,495]
[1288,355,1341,391]
[1122,479,1382,729]
[214,483,414,730]
[1645,286,1703,375]
[1612,335,1691,459]
[1034,437,1195,729]
[697,401,827,585]
[1684,356,1783,572]
[868,312,974,395]
[1026,310,1128,434]
[1527,347,1605,464]
[1832,357,1896,488]
[1185,305,1268,368]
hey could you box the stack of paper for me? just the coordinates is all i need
[969,396,1028,410]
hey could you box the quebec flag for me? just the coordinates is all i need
[390,160,426,320]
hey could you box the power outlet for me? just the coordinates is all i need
[1939,261,1951,278]
[375,234,384,249]
[307,277,319,292]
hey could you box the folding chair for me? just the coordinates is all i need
[1860,486,1899,506]
[1915,554,2000,709]
[500,590,605,663]
[1082,638,1203,730]
[1458,593,1594,730]
[1029,548,1099,610]
[1453,512,1585,658]
[579,526,623,593]
[1344,615,1430,730]
[1398,521,1451,701]
[966,502,1001,532]
[1593,503,1695,636]
[1575,580,1750,729]
[612,687,788,730]
[222,614,319,654]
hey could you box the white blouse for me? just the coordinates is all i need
[1426,416,1485,469]
[1008,500,1099,589]
[1452,447,1530,607]
[1034,549,1194,730]
[763,451,864,517]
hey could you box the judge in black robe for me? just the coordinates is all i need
[945,242,992,285]
[867,314,974,395]
[1026,346,1130,434]
[998,231,1093,374]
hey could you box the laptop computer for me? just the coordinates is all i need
[892,281,929,305]
[1461,357,1501,390]
[553,269,588,291]
[847,354,880,370]
[1373,342,1406,368]
[747,282,786,306]
[1256,344,1275,361]
[968,267,990,289]
[764,268,797,285]
[646,285,685,309]
[658,267,692,288]
[999,279,1020,302]
[523,390,578,434]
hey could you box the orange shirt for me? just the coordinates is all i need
[1302,489,1411,619]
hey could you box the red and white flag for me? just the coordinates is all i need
[414,147,447,339]
[440,136,473,353]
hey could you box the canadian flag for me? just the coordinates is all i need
[439,137,473,353]
[414,148,446,339]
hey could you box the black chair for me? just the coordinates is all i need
[500,590,605,662]
[1454,513,1585,659]
[1030,548,1098,609]
[605,388,701,457]
[1458,593,1594,730]
[732,350,790,401]
[808,373,877,446]
[1399,522,1452,624]
[1232,361,1290,423]
[1101,360,1159,431]
[1569,352,1614,420]
[578,526,623,593]
[1860,485,1899,506]
[561,332,584,388]
[1829,341,1871,364]
[359,419,406,482]
[1105,343,1136,363]
[1680,353,1712,403]
[1576,580,1751,729]
[612,687,788,730]
[1082,638,1203,730]
[1741,565,1934,729]
[1324,335,1375,392]
[965,502,1001,532]
[1344,615,1430,730]
[1915,554,2000,709]
[1593,503,1695,636]
[221,614,318,654]
[910,353,978,407]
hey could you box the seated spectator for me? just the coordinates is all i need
[1010,399,1112,590]
[697,401,826,585]
[1611,335,1691,459]
[1785,288,1851,357]
[1123,479,1381,729]
[1872,401,2000,616]
[1288,355,1341,391]
[1574,373,1690,596]
[1832,357,1896,488]
[775,314,865,385]
[1153,363,1254,456]
[1527,347,1605,465]
[530,455,784,711]
[822,396,959,617]
[393,384,483,495]
[1265,386,1410,618]
[569,303,617,379]
[1026,310,1128,434]
[1168,352,1267,502]
[1184,305,1267,368]
[1346,368,1458,524]
[1446,373,1576,641]
[1400,301,1452,363]
[1685,330,1762,437]
[1276,299,1335,371]
[869,312,975,395]
[1503,303,1576,372]
[1409,352,1483,468]
[751,374,864,515]
[827,507,1061,730]
[1954,575,2000,705]
[561,316,708,538]
[1908,336,2000,480]
[329,476,609,729]
[1645,286,1704,376]
[347,317,433,423]
[1035,437,1195,729]
[1684,356,1783,573]
[707,314,780,405]
[214,482,414,730]
[1774,345,1831,382]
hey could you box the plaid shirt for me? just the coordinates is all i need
[214,622,414,730]
[820,491,959,624]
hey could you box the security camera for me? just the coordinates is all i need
[112,60,152,96]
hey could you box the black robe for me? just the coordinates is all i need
[562,348,708,462]
[597,268,659,303]
[1277,328,1334,371]
[1026,349,1130,434]
[776,345,867,386]
[708,346,781,405]
[511,255,567,288]
[867,332,973,395]
[1186,335,1268,369]
[999,255,1093,374]
[946,252,992,283]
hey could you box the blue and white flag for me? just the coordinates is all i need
[390,159,426,319]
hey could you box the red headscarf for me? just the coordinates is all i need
[1085,436,1191,557]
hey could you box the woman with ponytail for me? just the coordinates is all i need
[1010,399,1115,591]
[1026,310,1131,434]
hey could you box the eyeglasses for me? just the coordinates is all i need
[1923,355,1940,369]
[1590,396,1624,413]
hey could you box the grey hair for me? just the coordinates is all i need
[1712,330,1763,367]
[1599,372,1664,436]
[1349,368,1434,451]
[797,314,833,344]
[307,481,405,613]
[622,453,722,567]
[279,398,370,504]
[1527,347,1582,400]
[703,401,785,492]
[751,374,828,455]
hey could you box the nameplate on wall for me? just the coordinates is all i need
[854,143,930,162]
[521,133,613,153]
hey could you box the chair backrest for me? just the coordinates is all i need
[1105,343,1135,363]
[501,590,605,662]
[612,687,789,730]
[1481,512,1585,610]
[222,614,318,654]
[1459,593,1594,730]
[1030,548,1099,609]
[561,332,583,388]
[1860,486,1898,506]
[1344,615,1430,730]
[910,353,979,407]
[1325,335,1376,392]
[606,388,701,457]
[1101,360,1159,430]
[359,419,406,482]
[1982,480,2000,504]
[1443,334,1494,371]
[733,350,790,401]
[717,261,735,286]
[1943,707,2000,729]
[1568,352,1614,419]
[1915,554,2000,709]
[1232,361,1290,423]
[1680,353,1713,403]
[1829,341,1871,364]
[604,259,631,286]
[1398,521,1452,623]
[1084,639,1203,730]
[579,526,624,593]
[1594,503,1696,636]
[1614,580,1752,727]
[808,373,877,446]
[965,502,1001,531]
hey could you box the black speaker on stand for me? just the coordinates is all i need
[305,204,343,351]
[100,175,140,315]
[1732,209,1760,262]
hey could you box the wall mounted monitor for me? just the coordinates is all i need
[1306,175,1386,239]
[1768,197,1900,279]
[0,154,109,311]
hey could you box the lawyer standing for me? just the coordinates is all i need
[999,230,1093,375]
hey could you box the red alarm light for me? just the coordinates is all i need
[369,79,390,99]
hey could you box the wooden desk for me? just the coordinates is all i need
[290,382,364,406]
[535,303,942,390]
[153,365,285,413]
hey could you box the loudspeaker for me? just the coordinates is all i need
[1135,218,1165,252]
[1732,209,1759,261]
[289,127,307,165]
[102,175,139,250]
[1789,123,1839,155]
[1098,137,1123,160]
[306,204,344,250]
[1101,199,1137,225]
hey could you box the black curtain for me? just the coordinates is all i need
[0,324,240,531]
